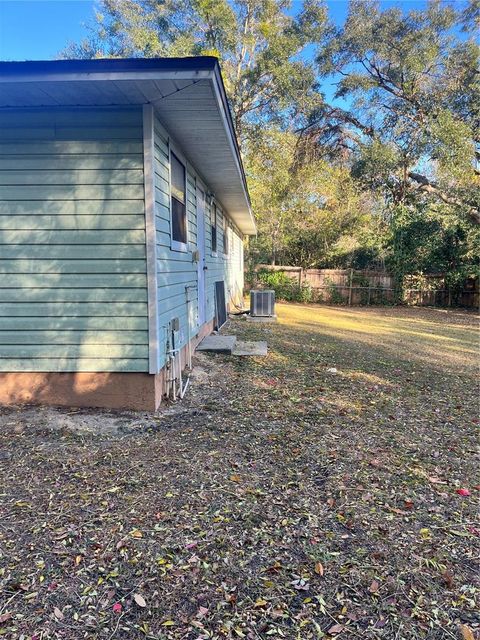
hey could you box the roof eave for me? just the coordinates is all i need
[0,57,256,235]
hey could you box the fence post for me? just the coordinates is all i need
[348,268,354,306]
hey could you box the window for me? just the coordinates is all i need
[211,203,217,254]
[223,215,229,255]
[171,152,187,248]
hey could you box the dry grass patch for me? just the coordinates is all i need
[0,304,478,639]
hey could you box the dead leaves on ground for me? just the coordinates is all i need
[0,305,478,639]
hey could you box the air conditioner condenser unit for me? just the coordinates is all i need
[250,289,276,317]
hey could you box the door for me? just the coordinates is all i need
[196,187,207,326]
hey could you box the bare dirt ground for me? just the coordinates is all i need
[0,304,478,640]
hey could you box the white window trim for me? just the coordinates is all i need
[223,215,229,258]
[169,143,189,253]
[211,201,218,257]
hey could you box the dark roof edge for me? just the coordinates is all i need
[0,56,219,75]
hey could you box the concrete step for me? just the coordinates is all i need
[196,334,237,354]
[232,341,268,356]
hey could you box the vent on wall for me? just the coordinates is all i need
[250,290,275,317]
[214,280,227,330]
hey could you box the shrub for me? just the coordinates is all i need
[323,277,347,304]
[256,269,312,303]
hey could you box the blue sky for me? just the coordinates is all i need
[0,0,467,106]
[0,0,443,61]
[0,1,93,60]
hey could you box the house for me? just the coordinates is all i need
[0,57,256,411]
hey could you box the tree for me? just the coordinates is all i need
[305,0,480,224]
[388,203,480,299]
[246,126,383,267]
[61,0,328,145]
[245,127,296,265]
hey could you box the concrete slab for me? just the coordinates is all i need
[246,315,278,323]
[232,341,268,357]
[196,334,237,353]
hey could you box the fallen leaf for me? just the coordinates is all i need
[442,570,454,589]
[290,578,310,591]
[460,624,475,640]
[14,500,31,508]
[314,561,324,576]
[328,623,344,635]
[162,620,175,626]
[185,541,198,550]
[53,607,64,620]
[254,598,268,608]
[133,593,147,608]
[229,474,241,483]
[369,580,380,593]
[0,613,12,624]
[225,593,237,606]
[130,529,143,538]
[374,618,387,629]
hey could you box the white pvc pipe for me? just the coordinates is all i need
[180,375,190,398]
[185,286,193,370]
[165,346,190,401]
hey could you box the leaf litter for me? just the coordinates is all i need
[0,303,478,639]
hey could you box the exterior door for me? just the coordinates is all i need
[196,187,207,326]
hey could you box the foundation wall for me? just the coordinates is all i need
[0,319,214,412]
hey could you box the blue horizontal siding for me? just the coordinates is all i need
[152,113,245,367]
[0,106,149,373]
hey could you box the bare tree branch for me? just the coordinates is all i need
[408,172,480,224]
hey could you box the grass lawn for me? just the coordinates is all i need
[0,304,478,639]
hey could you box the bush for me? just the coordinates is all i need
[256,269,313,303]
[351,272,370,304]
[323,277,347,304]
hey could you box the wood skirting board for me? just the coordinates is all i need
[0,320,214,411]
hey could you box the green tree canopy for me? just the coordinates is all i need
[304,0,480,224]
[61,0,328,144]
[246,127,384,267]
[62,0,479,286]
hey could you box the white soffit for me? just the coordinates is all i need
[0,58,256,235]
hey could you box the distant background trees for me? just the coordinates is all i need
[62,0,479,291]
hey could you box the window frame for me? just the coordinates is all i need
[223,214,229,257]
[211,202,218,256]
[169,146,188,253]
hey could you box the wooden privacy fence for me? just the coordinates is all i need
[254,265,479,308]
